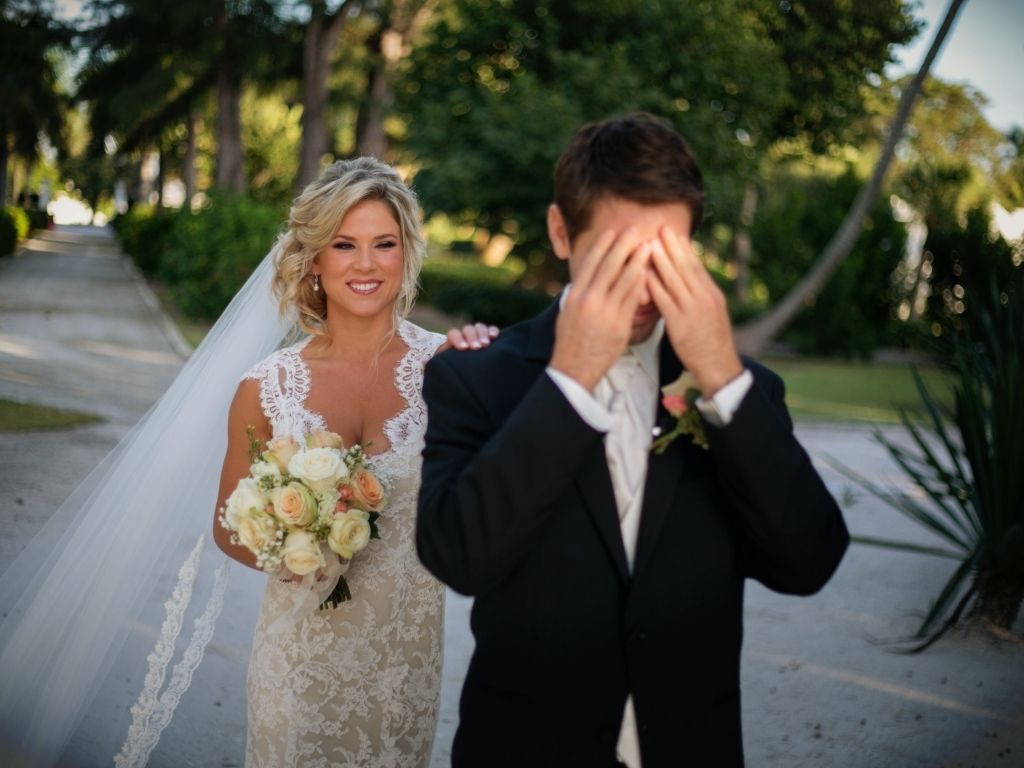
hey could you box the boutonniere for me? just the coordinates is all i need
[650,371,709,453]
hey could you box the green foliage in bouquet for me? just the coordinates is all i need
[836,268,1024,650]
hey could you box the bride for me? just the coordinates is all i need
[222,157,485,766]
[0,157,494,767]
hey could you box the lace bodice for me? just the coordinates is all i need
[240,320,446,768]
[241,320,445,482]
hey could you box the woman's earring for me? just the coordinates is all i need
[313,274,320,292]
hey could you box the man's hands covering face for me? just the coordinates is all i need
[551,225,743,399]
[647,226,743,397]
[550,228,651,392]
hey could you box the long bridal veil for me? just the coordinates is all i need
[0,247,294,766]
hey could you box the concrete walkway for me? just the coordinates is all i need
[1,227,1021,767]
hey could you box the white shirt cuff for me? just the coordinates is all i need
[546,368,612,433]
[695,369,753,427]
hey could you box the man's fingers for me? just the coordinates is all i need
[572,229,618,290]
[646,267,675,315]
[609,241,651,308]
[590,228,645,295]
[649,237,689,306]
[661,226,709,287]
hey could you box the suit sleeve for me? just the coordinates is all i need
[416,354,604,596]
[707,367,849,595]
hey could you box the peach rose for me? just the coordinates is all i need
[272,482,317,527]
[306,429,344,449]
[349,469,385,511]
[264,436,300,473]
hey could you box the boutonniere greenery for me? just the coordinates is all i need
[650,371,709,453]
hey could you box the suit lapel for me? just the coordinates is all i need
[632,339,690,581]
[523,296,630,584]
[574,445,631,585]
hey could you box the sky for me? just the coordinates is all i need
[889,0,1023,132]
[53,0,1022,133]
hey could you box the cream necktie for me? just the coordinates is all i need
[601,354,648,768]
[603,355,646,519]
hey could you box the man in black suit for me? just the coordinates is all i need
[416,113,849,767]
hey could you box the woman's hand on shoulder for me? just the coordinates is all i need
[442,322,499,353]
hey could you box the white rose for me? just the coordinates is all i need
[288,447,348,493]
[328,509,372,559]
[250,461,282,481]
[236,509,278,552]
[281,531,325,576]
[225,478,267,529]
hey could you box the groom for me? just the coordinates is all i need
[417,113,849,767]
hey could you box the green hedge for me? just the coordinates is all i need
[113,197,283,320]
[420,257,553,327]
[159,195,283,320]
[0,207,30,256]
[22,207,50,232]
[113,205,179,274]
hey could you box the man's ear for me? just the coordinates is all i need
[547,204,571,262]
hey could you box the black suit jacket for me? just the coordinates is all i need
[417,301,849,767]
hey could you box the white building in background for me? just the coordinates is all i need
[992,202,1024,244]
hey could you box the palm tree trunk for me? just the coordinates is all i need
[297,0,356,189]
[355,36,392,159]
[973,567,1023,630]
[732,182,758,304]
[183,110,198,210]
[355,1,435,159]
[735,0,967,355]
[215,63,246,193]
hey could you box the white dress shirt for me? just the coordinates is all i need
[545,287,753,767]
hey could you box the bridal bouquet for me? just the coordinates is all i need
[218,428,385,608]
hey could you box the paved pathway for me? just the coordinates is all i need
[1,226,1021,767]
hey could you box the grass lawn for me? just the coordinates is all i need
[0,398,102,431]
[766,356,954,424]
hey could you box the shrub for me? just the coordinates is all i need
[114,205,179,275]
[838,265,1024,650]
[419,256,552,326]
[160,194,283,320]
[0,207,30,255]
[750,167,907,358]
[21,207,50,232]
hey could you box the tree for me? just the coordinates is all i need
[398,0,921,283]
[398,0,787,270]
[735,0,968,354]
[296,0,359,189]
[0,1,69,204]
[79,0,287,198]
[755,0,920,152]
[353,0,436,159]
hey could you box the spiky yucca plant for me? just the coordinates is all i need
[837,270,1024,651]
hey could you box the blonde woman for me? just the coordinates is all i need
[208,157,493,767]
[0,154,497,768]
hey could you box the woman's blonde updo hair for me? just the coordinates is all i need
[272,157,426,336]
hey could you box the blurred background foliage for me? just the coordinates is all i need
[2,0,1021,360]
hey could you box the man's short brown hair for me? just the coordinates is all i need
[553,113,704,240]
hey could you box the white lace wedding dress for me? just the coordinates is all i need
[241,320,446,768]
